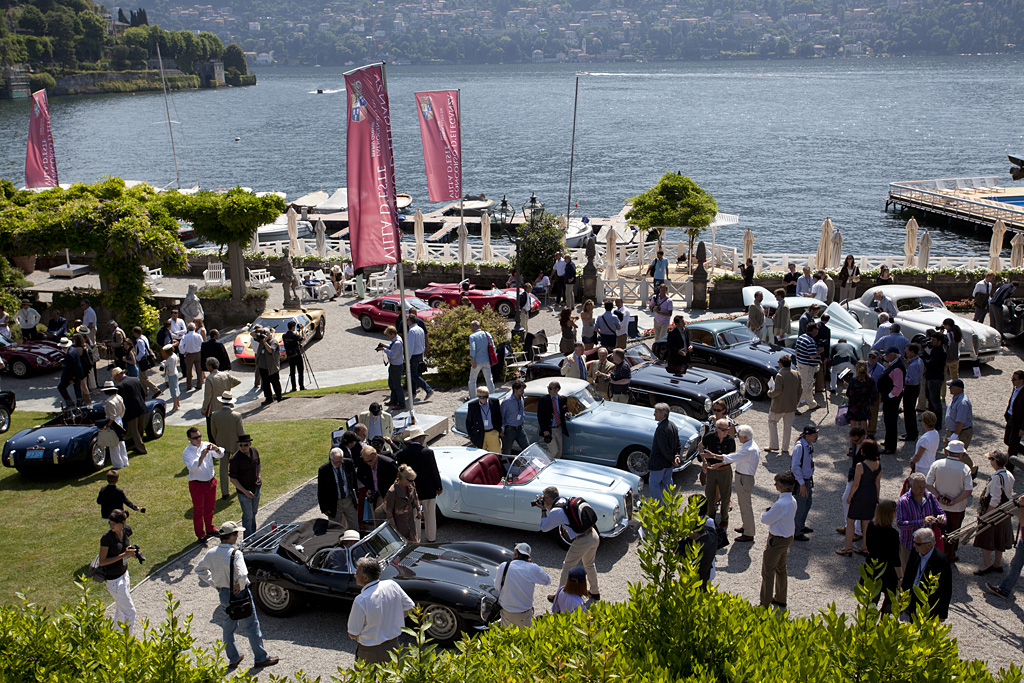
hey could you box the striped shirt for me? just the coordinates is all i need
[794,333,818,366]
[896,491,945,549]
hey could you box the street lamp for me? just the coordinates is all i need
[498,195,523,336]
[522,192,545,227]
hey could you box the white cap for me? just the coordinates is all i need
[514,542,532,557]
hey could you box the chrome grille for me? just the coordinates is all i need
[715,390,744,416]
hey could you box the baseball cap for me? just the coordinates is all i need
[568,566,587,581]
[218,520,244,537]
[885,347,901,355]
[514,542,532,557]
[801,425,819,436]
[947,379,965,389]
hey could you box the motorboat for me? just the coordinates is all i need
[564,217,593,248]
[443,194,495,216]
[313,188,348,213]
[396,193,413,212]
[255,214,314,244]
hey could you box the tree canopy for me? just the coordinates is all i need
[627,172,717,269]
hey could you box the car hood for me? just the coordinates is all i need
[631,362,742,398]
[394,544,498,591]
[4,343,64,364]
[540,460,640,493]
[5,424,97,449]
[587,401,702,437]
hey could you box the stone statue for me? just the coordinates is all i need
[281,247,302,306]
[584,232,597,266]
[179,283,204,322]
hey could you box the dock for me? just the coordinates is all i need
[886,176,1024,234]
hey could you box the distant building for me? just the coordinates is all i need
[248,21,260,32]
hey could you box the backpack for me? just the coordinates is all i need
[557,497,597,534]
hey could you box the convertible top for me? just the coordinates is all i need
[278,519,347,563]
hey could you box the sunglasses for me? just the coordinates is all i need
[912,541,931,547]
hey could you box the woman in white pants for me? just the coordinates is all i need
[97,509,137,633]
[100,381,129,469]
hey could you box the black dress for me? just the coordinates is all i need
[848,462,881,521]
[863,522,900,613]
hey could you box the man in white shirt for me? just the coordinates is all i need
[81,298,97,342]
[713,425,760,543]
[973,271,996,322]
[873,313,892,343]
[406,314,433,400]
[168,309,188,342]
[182,427,225,543]
[348,556,415,664]
[195,521,279,670]
[811,272,829,302]
[179,323,205,391]
[14,300,40,341]
[925,439,973,562]
[552,252,567,305]
[614,298,631,349]
[494,542,551,627]
[759,471,798,609]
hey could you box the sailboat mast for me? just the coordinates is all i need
[156,45,181,189]
[566,76,579,224]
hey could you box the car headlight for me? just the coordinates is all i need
[480,595,496,621]
[703,398,713,414]
[234,345,243,354]
[38,358,50,366]
[613,504,621,522]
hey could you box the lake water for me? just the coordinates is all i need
[2,56,1023,257]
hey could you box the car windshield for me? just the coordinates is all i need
[567,384,602,415]
[896,295,944,311]
[717,326,758,347]
[355,523,407,563]
[627,343,656,364]
[508,444,553,485]
[405,298,432,311]
[252,317,295,334]
[482,288,505,296]
[0,336,13,349]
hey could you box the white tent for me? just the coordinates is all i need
[917,230,932,269]
[989,219,1007,272]
[903,217,919,268]
[815,217,834,270]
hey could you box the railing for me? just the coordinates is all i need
[597,277,692,306]
[888,179,1024,227]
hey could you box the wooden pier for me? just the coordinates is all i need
[886,177,1024,235]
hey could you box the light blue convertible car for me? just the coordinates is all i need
[452,378,705,477]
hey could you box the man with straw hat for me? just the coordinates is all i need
[210,392,245,499]
[98,380,129,469]
[229,435,261,539]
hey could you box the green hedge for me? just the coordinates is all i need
[424,301,512,385]
[198,284,269,301]
[28,72,56,92]
[97,75,199,93]
[225,73,257,87]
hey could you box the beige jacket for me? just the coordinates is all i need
[203,370,242,416]
[768,367,802,414]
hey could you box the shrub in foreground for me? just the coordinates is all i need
[424,302,511,386]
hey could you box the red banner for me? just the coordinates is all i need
[25,89,58,189]
[346,64,400,269]
[414,90,461,203]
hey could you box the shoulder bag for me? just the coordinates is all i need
[225,549,254,620]
[89,554,108,583]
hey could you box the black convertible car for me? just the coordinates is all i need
[0,391,14,434]
[526,342,750,421]
[244,519,508,644]
[2,398,166,474]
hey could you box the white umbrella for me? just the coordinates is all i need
[903,217,918,268]
[413,210,427,261]
[314,218,327,259]
[480,213,493,262]
[815,217,833,270]
[829,228,844,269]
[457,220,469,281]
[337,235,348,262]
[990,219,1007,272]
[1012,232,1024,269]
[286,207,299,254]
[742,227,754,264]
[917,230,932,269]
[604,228,618,281]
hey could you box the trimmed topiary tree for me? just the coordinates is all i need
[627,171,718,272]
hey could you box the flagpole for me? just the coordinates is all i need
[458,89,466,284]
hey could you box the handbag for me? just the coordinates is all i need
[487,335,498,366]
[89,554,107,583]
[225,549,254,620]
[835,403,850,426]
[110,420,127,440]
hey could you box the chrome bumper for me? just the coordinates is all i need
[599,516,632,539]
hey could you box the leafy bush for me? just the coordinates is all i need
[517,211,565,283]
[198,285,269,301]
[28,71,56,92]
[50,286,103,317]
[0,256,31,289]
[424,302,510,386]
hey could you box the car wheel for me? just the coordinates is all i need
[421,603,463,644]
[618,446,651,478]
[314,317,326,340]
[668,402,699,419]
[253,581,296,616]
[0,407,9,434]
[90,437,105,470]
[9,358,30,378]
[146,408,165,439]
[741,373,767,400]
[496,301,513,317]
[360,315,375,332]
[429,297,444,309]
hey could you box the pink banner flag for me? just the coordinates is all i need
[414,90,461,203]
[346,64,400,269]
[25,89,58,189]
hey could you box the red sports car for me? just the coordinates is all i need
[349,296,441,332]
[0,336,65,377]
[414,282,541,318]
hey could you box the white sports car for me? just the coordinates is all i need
[845,285,1002,363]
[434,444,641,546]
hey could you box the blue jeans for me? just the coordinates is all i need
[998,535,1024,595]
[409,354,432,395]
[238,486,261,540]
[794,479,813,533]
[648,467,674,502]
[501,425,529,454]
[388,363,406,408]
[218,587,268,665]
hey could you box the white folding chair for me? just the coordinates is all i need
[203,262,226,286]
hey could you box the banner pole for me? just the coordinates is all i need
[458,89,465,284]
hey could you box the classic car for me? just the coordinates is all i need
[845,285,1002,363]
[0,336,64,378]
[0,391,15,434]
[683,320,795,400]
[435,444,641,546]
[525,342,751,422]
[739,286,876,360]
[243,519,507,644]
[453,377,705,477]
[414,282,541,318]
[232,308,326,363]
[2,398,166,474]
[349,295,441,332]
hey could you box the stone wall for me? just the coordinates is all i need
[52,70,190,96]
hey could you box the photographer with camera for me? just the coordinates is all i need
[537,485,600,601]
[182,427,226,544]
[97,509,140,634]
[378,326,407,410]
[252,326,282,405]
[356,444,398,526]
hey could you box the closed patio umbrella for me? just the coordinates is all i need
[286,207,299,254]
[413,210,427,261]
[742,227,755,264]
[917,230,932,269]
[457,220,469,282]
[480,212,493,262]
[314,218,327,258]
[604,228,618,281]
[829,228,843,269]
[815,217,834,270]
[903,217,918,267]
[990,219,1007,272]
[1012,231,1024,268]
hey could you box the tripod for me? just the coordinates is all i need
[299,347,318,390]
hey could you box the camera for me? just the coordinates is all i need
[128,544,146,564]
[375,342,386,352]
[251,328,266,342]
[530,494,545,509]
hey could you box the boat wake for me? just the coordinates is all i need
[309,88,344,94]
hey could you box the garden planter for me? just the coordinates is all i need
[11,255,36,274]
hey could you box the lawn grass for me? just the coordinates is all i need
[0,410,336,607]
[289,372,447,398]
